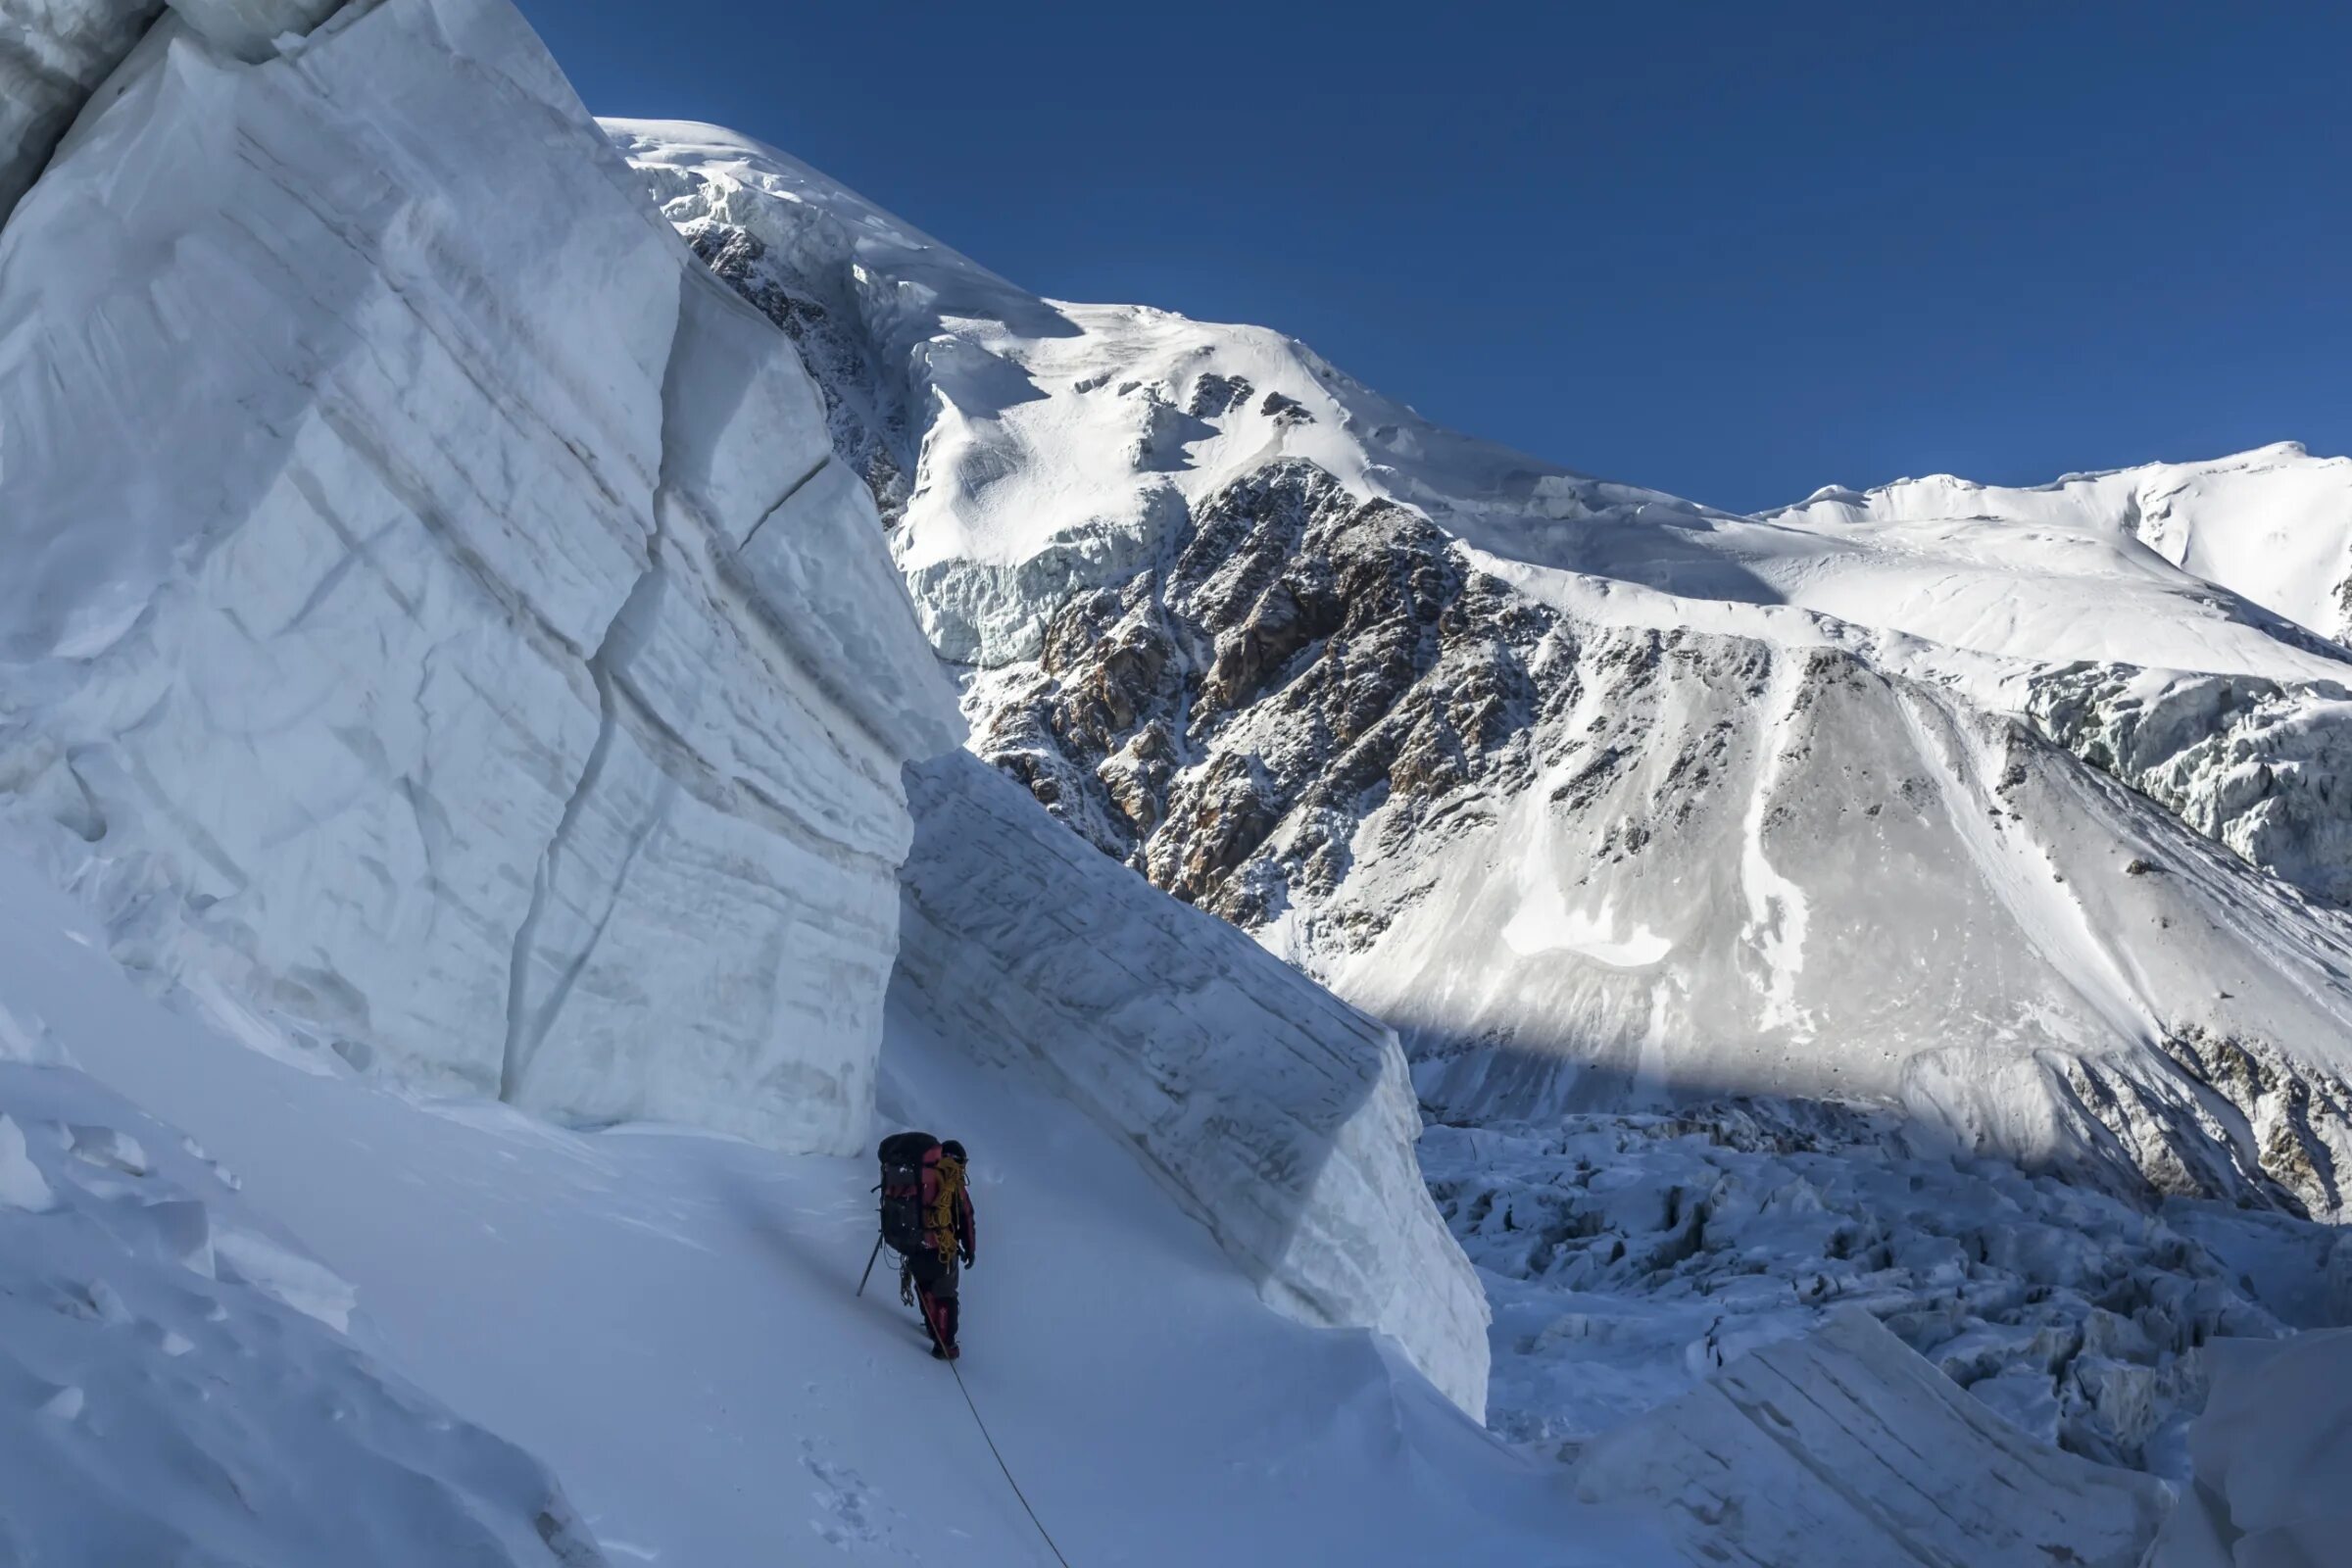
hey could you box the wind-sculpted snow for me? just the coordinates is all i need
[893,752,1491,1418]
[0,1048,604,1564]
[1572,1310,2169,1568]
[0,0,958,1152]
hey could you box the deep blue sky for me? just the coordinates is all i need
[517,1,2348,514]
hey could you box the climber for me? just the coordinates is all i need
[875,1132,976,1359]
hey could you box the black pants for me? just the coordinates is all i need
[906,1247,960,1349]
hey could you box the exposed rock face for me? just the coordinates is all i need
[0,0,959,1152]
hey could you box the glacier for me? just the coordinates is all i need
[0,0,1528,1543]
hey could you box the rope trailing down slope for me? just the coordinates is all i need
[950,1360,1075,1568]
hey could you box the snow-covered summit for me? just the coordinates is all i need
[1762,442,2352,649]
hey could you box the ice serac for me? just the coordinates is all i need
[1572,1311,2169,1568]
[0,0,958,1152]
[0,0,161,220]
[2143,1327,2352,1568]
[892,752,1491,1420]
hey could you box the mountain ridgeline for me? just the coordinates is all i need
[615,122,2352,1233]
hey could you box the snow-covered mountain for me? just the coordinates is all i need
[611,120,2352,1466]
[616,120,2352,1214]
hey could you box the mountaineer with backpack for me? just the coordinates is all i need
[874,1131,976,1359]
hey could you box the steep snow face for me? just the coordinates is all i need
[1764,443,2352,651]
[894,752,1490,1417]
[0,3,958,1152]
[614,120,2352,1229]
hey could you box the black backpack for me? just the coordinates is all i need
[877,1131,939,1256]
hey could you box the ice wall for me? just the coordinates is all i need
[893,753,1492,1419]
[1573,1310,2170,1568]
[2143,1327,2352,1567]
[0,0,959,1152]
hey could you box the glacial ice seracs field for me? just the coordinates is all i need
[0,1,2344,1563]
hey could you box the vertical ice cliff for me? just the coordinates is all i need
[0,0,960,1152]
[894,753,1491,1418]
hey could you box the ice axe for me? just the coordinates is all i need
[856,1233,884,1298]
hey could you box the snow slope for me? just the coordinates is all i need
[0,0,960,1152]
[0,830,2194,1567]
[0,836,1664,1566]
[1763,443,2352,651]
[896,751,1489,1417]
[0,1045,605,1565]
